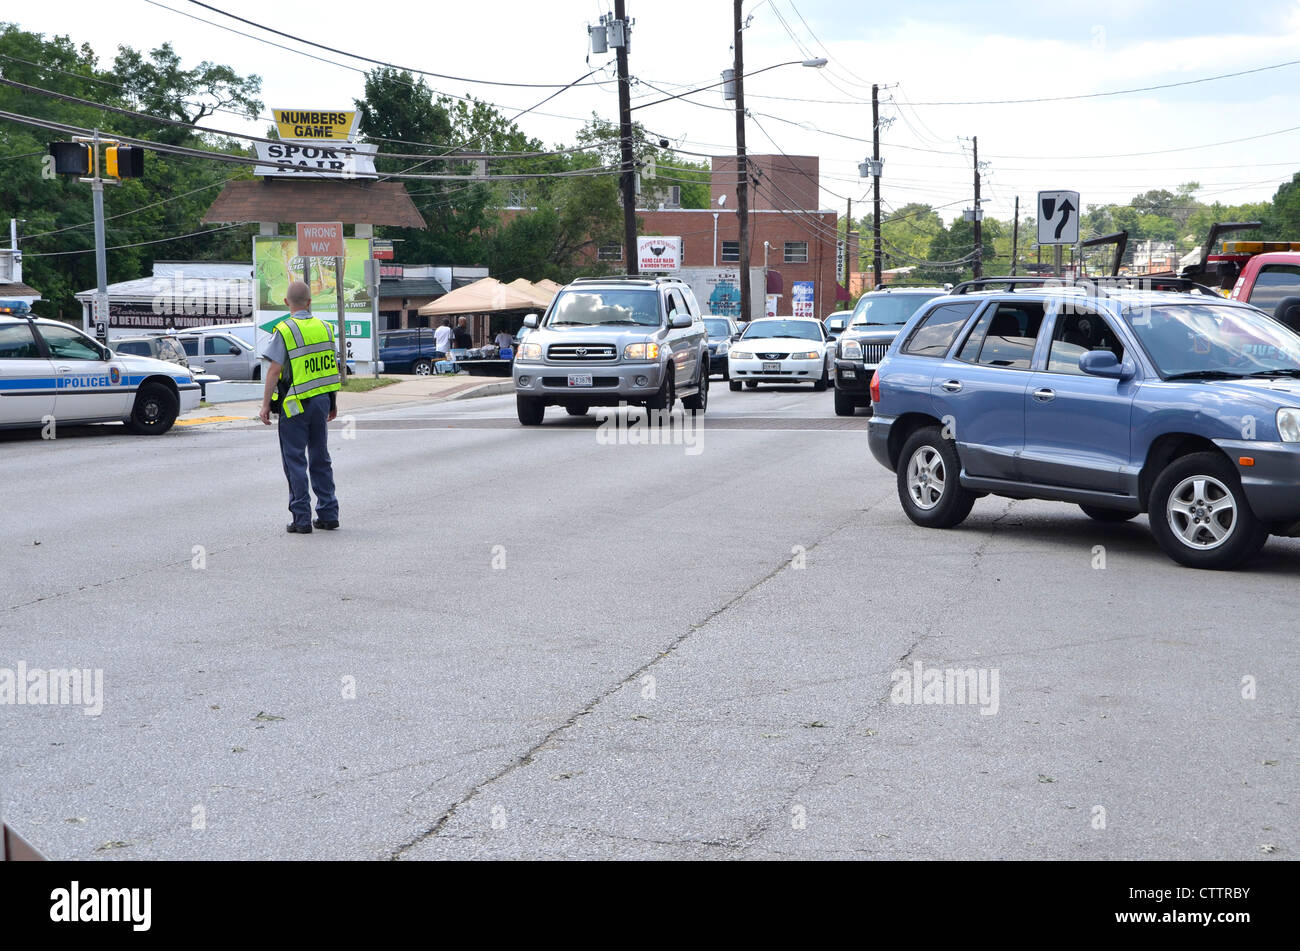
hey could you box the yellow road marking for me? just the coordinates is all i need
[175,415,248,426]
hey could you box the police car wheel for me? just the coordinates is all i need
[127,382,179,435]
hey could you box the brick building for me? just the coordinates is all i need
[596,154,853,319]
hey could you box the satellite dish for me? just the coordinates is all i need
[717,194,727,207]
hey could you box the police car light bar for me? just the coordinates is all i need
[0,300,33,315]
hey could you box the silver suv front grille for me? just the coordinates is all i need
[861,343,889,364]
[548,343,617,361]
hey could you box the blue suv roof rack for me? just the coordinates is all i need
[950,276,1223,296]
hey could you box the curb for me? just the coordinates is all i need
[178,379,514,425]
[444,380,513,402]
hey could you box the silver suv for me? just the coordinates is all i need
[512,276,711,425]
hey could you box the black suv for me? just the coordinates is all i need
[831,285,948,416]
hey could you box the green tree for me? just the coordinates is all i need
[1,24,258,319]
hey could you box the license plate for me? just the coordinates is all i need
[567,374,593,387]
[762,362,781,372]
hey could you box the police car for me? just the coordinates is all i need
[0,308,200,435]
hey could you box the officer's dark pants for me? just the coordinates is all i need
[278,393,338,526]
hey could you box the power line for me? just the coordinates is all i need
[181,0,610,90]
[21,177,239,242]
[0,108,623,182]
[0,49,613,158]
[0,74,603,162]
[141,0,607,128]
[900,58,1300,106]
[25,222,247,257]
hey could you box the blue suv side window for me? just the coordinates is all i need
[1046,308,1125,375]
[956,301,1046,369]
[900,301,979,357]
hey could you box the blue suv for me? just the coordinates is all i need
[868,277,1300,569]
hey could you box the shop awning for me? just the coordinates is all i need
[417,277,543,316]
[505,278,556,308]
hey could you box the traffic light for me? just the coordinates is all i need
[105,145,145,179]
[48,142,92,176]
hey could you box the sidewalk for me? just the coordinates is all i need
[176,375,512,426]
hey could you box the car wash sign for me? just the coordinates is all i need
[637,236,682,272]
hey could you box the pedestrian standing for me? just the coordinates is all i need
[434,319,452,356]
[454,316,472,350]
[259,280,342,534]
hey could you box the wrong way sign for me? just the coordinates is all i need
[1038,190,1080,245]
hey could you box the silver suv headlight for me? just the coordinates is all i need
[1277,407,1300,442]
[623,342,660,360]
[840,339,863,360]
[517,342,543,361]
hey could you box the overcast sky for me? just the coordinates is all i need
[11,0,1300,235]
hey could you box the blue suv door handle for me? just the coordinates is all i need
[941,379,963,393]
[1032,387,1056,403]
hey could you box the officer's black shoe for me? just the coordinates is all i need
[286,522,313,534]
[313,519,340,530]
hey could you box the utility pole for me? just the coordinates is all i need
[1010,196,1019,276]
[733,0,751,321]
[90,130,109,341]
[972,135,982,279]
[872,84,882,289]
[843,197,852,291]
[615,0,638,275]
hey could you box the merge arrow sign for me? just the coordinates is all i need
[1055,198,1075,240]
[1037,190,1080,245]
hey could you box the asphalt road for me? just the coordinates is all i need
[1,383,1295,860]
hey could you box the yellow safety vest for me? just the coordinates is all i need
[272,315,341,418]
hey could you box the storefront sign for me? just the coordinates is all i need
[253,141,377,179]
[637,235,681,272]
[273,109,358,141]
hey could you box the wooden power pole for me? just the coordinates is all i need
[972,135,983,279]
[872,84,882,289]
[733,0,751,321]
[1010,195,1020,276]
[615,0,638,275]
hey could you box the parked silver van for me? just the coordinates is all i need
[176,330,260,380]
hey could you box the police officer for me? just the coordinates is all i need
[259,280,341,533]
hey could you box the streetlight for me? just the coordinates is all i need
[624,33,825,316]
[724,37,826,322]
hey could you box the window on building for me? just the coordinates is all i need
[784,241,808,264]
[598,244,623,262]
[721,241,740,263]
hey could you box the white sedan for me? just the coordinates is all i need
[726,316,835,391]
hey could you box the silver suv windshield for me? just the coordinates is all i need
[850,293,941,327]
[548,289,661,327]
[1129,303,1300,378]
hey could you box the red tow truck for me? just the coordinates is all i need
[1179,222,1300,330]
